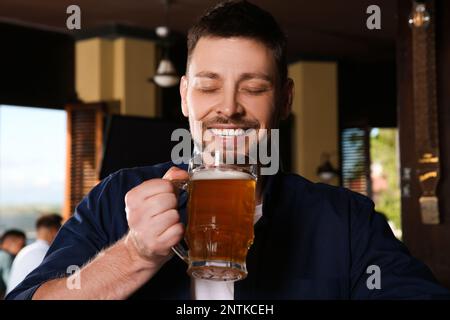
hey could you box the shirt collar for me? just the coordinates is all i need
[35,239,50,245]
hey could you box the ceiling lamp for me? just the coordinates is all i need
[150,0,180,88]
[316,152,340,183]
[153,57,179,88]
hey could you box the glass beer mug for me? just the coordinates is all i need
[172,150,257,281]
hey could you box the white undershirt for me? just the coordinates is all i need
[193,203,263,300]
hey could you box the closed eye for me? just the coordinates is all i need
[241,88,269,95]
[199,87,220,94]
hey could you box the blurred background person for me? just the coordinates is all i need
[6,214,62,295]
[0,229,26,299]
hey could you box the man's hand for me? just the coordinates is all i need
[124,167,189,269]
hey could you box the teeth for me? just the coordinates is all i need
[210,128,246,136]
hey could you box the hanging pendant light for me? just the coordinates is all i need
[153,57,180,87]
[316,152,340,183]
[150,0,180,88]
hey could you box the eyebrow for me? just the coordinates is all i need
[194,71,273,84]
[194,71,220,79]
[239,72,273,83]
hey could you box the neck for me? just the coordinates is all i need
[37,231,52,245]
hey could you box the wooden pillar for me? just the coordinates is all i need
[397,0,450,288]
[75,37,159,117]
[288,61,339,185]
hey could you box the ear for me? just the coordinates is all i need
[180,75,189,117]
[280,78,294,120]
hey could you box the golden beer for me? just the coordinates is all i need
[185,169,256,280]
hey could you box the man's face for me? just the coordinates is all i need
[2,236,26,256]
[180,37,291,155]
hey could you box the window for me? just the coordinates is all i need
[370,128,401,239]
[0,105,66,240]
[341,128,371,196]
[341,127,402,239]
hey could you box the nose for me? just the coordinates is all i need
[216,85,244,117]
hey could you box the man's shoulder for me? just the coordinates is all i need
[110,161,183,180]
[277,172,374,213]
[99,161,187,192]
[280,171,370,198]
[74,161,185,217]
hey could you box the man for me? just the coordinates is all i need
[7,0,450,300]
[6,214,62,294]
[0,229,26,299]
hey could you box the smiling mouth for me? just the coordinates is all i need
[208,128,249,136]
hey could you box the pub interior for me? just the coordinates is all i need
[0,0,449,298]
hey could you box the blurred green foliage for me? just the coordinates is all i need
[370,128,401,231]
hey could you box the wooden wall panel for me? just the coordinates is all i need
[397,0,450,288]
[63,103,105,220]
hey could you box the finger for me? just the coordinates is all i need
[129,192,178,221]
[163,166,189,181]
[146,192,178,217]
[147,209,180,236]
[125,179,175,205]
[157,222,185,246]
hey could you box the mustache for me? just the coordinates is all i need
[202,116,259,129]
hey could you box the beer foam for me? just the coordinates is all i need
[191,169,254,180]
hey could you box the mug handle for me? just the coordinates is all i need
[172,242,189,264]
[170,179,189,264]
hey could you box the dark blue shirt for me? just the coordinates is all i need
[6,162,450,299]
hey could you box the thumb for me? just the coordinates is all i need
[163,166,189,181]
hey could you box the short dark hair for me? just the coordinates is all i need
[36,214,62,230]
[187,0,288,85]
[0,229,26,244]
